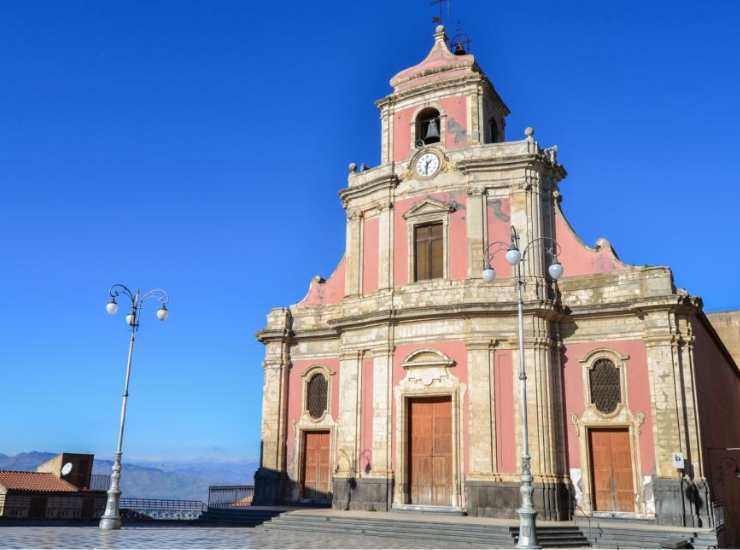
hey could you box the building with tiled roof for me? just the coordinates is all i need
[0,471,78,493]
[0,453,106,520]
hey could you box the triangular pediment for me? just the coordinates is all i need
[402,197,455,220]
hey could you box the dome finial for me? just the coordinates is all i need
[434,24,446,43]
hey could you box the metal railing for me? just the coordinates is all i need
[207,485,254,509]
[119,498,206,520]
[89,474,111,491]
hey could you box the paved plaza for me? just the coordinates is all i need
[0,526,484,549]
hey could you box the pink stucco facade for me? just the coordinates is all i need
[494,349,516,474]
[487,198,513,279]
[256,25,739,541]
[285,358,341,472]
[562,340,655,473]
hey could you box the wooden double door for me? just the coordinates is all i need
[408,396,453,506]
[589,428,635,512]
[302,430,331,501]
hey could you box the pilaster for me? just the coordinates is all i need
[466,188,486,280]
[377,203,394,290]
[370,346,393,476]
[336,350,363,476]
[344,210,362,296]
[466,338,496,477]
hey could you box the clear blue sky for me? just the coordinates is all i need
[1,1,738,463]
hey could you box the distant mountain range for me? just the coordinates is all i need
[0,452,258,503]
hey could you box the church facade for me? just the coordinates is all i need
[254,25,740,541]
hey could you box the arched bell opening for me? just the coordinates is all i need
[416,108,441,146]
[488,117,500,143]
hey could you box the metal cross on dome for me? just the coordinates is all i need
[431,0,451,24]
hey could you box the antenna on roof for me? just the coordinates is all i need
[451,20,472,55]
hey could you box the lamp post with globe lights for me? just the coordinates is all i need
[481,227,563,549]
[99,284,169,530]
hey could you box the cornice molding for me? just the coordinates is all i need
[340,173,399,206]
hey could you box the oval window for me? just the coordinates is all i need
[589,358,621,414]
[306,373,328,419]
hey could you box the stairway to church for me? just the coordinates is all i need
[197,507,284,527]
[261,513,590,547]
[510,526,590,548]
[580,522,718,548]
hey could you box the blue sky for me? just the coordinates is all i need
[1,1,738,463]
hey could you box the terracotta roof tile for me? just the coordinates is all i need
[0,471,78,493]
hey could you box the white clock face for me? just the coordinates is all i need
[415,152,440,177]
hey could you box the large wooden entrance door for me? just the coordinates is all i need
[302,431,330,501]
[589,428,635,512]
[408,396,453,506]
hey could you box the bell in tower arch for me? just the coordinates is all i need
[415,107,442,147]
[424,118,440,143]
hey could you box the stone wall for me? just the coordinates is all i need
[707,310,740,367]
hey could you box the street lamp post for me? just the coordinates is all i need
[99,284,169,531]
[482,227,563,549]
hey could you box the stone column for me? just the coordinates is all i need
[512,314,570,520]
[344,210,362,296]
[336,350,362,476]
[466,339,495,476]
[357,345,394,511]
[254,308,292,505]
[380,101,393,164]
[371,347,393,475]
[466,188,486,280]
[333,350,363,509]
[645,311,708,527]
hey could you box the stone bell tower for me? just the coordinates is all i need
[377,25,510,165]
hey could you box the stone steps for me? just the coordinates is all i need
[510,526,590,548]
[198,508,283,527]
[583,526,717,549]
[263,514,590,548]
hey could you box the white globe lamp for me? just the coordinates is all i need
[482,267,496,283]
[106,299,119,315]
[548,262,564,281]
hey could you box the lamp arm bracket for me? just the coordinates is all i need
[140,288,169,307]
[520,236,562,261]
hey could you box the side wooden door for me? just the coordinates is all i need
[408,396,452,505]
[589,428,635,512]
[302,431,330,501]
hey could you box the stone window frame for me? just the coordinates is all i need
[580,348,629,419]
[402,198,456,284]
[301,365,333,423]
[393,348,466,509]
[409,102,447,151]
[570,348,649,518]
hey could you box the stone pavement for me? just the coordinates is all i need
[0,526,487,549]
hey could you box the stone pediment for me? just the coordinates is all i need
[402,198,456,220]
[401,348,455,369]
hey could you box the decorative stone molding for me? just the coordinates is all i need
[401,348,455,369]
[300,365,335,423]
[402,197,456,283]
[579,348,630,419]
[571,348,650,517]
[393,348,466,508]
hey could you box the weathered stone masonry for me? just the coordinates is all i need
[253,25,740,545]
